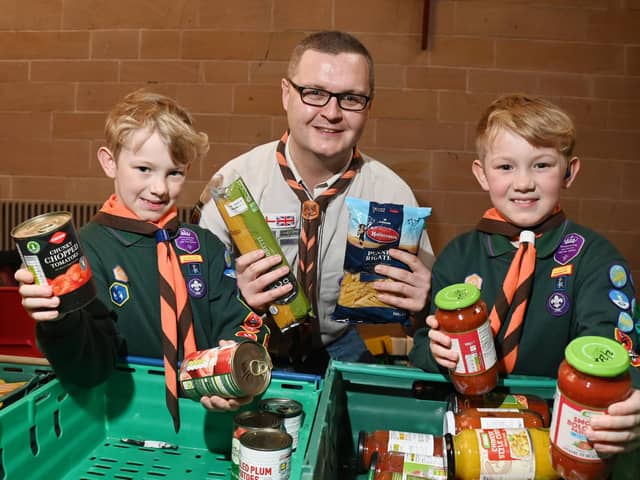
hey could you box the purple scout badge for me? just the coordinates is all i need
[174,228,200,254]
[554,233,585,265]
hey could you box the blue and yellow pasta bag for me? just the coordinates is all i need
[333,197,431,325]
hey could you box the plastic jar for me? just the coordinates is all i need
[434,283,498,395]
[447,392,551,427]
[371,450,447,480]
[549,336,632,480]
[443,407,545,435]
[444,428,559,480]
[357,430,444,472]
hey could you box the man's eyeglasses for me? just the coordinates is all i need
[287,78,371,112]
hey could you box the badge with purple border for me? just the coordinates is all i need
[174,228,200,254]
[554,233,585,265]
[547,291,570,316]
[187,277,207,299]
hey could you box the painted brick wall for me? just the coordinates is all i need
[0,0,639,278]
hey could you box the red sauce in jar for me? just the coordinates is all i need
[443,407,545,435]
[357,430,444,472]
[447,391,551,427]
[434,283,498,395]
[549,336,633,480]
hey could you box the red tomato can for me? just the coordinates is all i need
[179,341,272,400]
[231,411,284,480]
[11,211,96,315]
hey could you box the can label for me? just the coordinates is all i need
[179,342,271,400]
[11,212,96,315]
[258,398,304,451]
[231,413,283,480]
[239,431,291,480]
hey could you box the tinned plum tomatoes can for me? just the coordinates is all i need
[231,412,284,480]
[11,211,96,315]
[239,430,292,480]
[179,341,272,400]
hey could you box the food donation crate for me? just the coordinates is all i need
[0,362,53,411]
[300,361,638,480]
[0,359,321,479]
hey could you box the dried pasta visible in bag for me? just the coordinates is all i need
[333,197,431,325]
[211,175,312,332]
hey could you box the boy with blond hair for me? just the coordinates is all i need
[16,90,269,431]
[410,94,640,455]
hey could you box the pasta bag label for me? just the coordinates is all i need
[333,197,431,325]
[212,175,312,332]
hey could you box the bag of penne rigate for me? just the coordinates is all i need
[333,197,431,325]
[211,175,312,332]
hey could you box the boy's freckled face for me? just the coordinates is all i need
[473,129,568,228]
[109,129,187,222]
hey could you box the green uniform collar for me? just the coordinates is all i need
[103,226,154,247]
[482,220,570,259]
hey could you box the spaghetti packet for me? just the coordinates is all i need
[333,197,431,325]
[211,175,312,332]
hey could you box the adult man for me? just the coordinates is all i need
[194,31,434,373]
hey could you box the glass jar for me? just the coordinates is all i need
[445,428,559,479]
[357,429,444,472]
[443,407,545,435]
[447,392,551,427]
[434,283,498,395]
[549,336,633,480]
[371,450,447,480]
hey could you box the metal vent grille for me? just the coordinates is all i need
[1,200,191,251]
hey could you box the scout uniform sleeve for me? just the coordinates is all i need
[199,228,270,347]
[35,229,124,387]
[570,234,640,387]
[408,239,462,374]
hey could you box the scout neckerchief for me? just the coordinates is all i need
[92,194,196,432]
[276,131,363,318]
[476,207,566,373]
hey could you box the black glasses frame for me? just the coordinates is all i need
[286,78,371,112]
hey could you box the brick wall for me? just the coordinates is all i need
[0,0,639,278]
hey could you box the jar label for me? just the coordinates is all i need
[448,319,497,374]
[388,431,435,455]
[476,428,536,479]
[401,453,447,480]
[480,417,525,429]
[549,387,604,461]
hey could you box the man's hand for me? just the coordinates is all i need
[235,250,293,312]
[372,248,431,313]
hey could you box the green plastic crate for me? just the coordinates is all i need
[301,361,638,480]
[0,360,321,479]
[0,363,53,411]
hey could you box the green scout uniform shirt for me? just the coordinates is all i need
[36,221,268,387]
[409,220,640,387]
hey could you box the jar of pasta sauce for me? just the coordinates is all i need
[447,392,551,427]
[443,407,545,435]
[444,428,559,480]
[549,336,632,480]
[357,429,444,473]
[371,450,447,480]
[434,283,498,395]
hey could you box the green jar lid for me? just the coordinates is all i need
[565,336,630,377]
[434,283,481,310]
